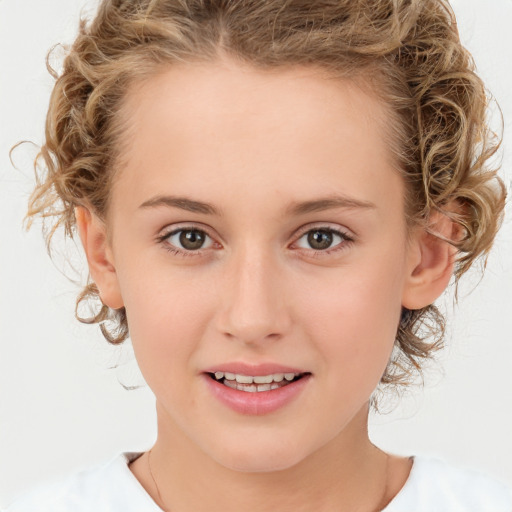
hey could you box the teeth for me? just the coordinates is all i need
[226,381,281,392]
[235,374,254,384]
[213,372,300,384]
[224,379,237,390]
[211,371,304,391]
[253,375,274,384]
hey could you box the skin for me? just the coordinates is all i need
[77,59,455,512]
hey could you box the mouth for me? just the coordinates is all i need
[206,371,308,393]
[203,365,312,414]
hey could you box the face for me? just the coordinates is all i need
[100,60,420,472]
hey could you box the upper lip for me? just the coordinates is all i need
[202,362,307,376]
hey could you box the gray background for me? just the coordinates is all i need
[1,0,511,506]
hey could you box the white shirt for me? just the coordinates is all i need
[4,452,512,512]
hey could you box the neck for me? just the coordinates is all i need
[140,402,393,512]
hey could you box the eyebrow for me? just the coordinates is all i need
[139,195,220,215]
[286,195,376,216]
[139,193,376,216]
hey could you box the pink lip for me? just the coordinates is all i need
[203,362,306,375]
[202,362,311,416]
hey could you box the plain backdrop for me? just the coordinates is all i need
[1,0,511,506]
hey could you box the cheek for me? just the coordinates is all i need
[300,256,404,385]
[115,263,215,388]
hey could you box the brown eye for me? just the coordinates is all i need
[295,227,351,253]
[307,230,334,250]
[166,229,212,251]
[180,230,205,250]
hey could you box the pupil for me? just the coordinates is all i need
[308,230,333,250]
[180,230,205,250]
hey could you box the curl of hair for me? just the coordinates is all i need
[27,0,505,389]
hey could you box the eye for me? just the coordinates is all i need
[295,228,351,252]
[164,228,214,251]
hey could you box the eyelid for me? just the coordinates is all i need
[157,222,216,240]
[167,229,214,250]
[291,222,355,242]
[289,223,355,254]
[156,223,221,255]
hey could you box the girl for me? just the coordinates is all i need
[2,0,511,510]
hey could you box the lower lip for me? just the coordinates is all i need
[203,374,311,415]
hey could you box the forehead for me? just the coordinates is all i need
[112,60,402,219]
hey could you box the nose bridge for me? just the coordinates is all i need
[218,243,290,343]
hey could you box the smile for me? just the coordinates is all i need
[203,363,311,415]
[208,372,305,393]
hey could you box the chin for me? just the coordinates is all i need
[218,453,304,473]
[206,435,312,473]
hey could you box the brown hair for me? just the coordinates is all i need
[27,0,505,393]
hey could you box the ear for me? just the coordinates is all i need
[75,206,124,309]
[402,209,460,310]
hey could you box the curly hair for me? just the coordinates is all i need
[27,0,505,391]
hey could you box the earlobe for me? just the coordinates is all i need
[402,210,459,310]
[75,206,124,310]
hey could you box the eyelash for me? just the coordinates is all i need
[156,225,355,258]
[156,227,215,258]
[293,226,355,258]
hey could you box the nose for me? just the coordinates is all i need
[215,247,292,345]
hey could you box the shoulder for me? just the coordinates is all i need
[385,456,512,512]
[3,452,161,512]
